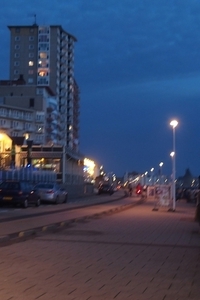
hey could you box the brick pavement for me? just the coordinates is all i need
[0,198,199,300]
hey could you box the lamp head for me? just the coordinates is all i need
[170,120,178,128]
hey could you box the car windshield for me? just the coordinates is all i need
[0,182,20,190]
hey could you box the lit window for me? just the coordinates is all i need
[39,52,47,59]
[38,71,46,77]
[29,61,34,66]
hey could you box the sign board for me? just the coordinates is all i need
[155,185,171,207]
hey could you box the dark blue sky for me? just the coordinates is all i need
[1,0,200,177]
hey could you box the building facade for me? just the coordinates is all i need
[0,23,83,184]
[8,24,79,152]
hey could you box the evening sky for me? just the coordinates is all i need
[0,0,200,177]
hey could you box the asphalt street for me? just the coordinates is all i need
[0,192,199,300]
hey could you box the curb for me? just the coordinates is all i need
[0,198,144,245]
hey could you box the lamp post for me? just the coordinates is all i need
[170,120,178,211]
[159,162,164,184]
[150,168,154,185]
[145,171,148,185]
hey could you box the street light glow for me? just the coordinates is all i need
[170,120,178,128]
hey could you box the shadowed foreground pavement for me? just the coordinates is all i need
[0,198,199,300]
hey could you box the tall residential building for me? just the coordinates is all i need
[8,24,80,152]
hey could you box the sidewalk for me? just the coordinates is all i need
[0,196,199,299]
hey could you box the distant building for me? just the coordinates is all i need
[8,24,79,151]
[0,24,83,183]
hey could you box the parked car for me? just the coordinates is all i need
[33,183,68,204]
[98,183,114,195]
[0,180,41,208]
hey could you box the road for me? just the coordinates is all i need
[0,191,199,300]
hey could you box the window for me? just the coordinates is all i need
[15,45,20,50]
[38,43,49,51]
[28,70,34,74]
[29,36,34,41]
[24,123,31,129]
[14,61,20,66]
[0,119,6,125]
[38,35,49,42]
[39,27,49,34]
[14,53,20,58]
[11,120,19,128]
[15,36,20,41]
[29,53,34,58]
[29,98,34,108]
[36,113,44,121]
[28,78,34,83]
[29,61,34,66]
[38,71,47,77]
[15,28,20,33]
[38,61,49,68]
[29,28,34,33]
[29,45,34,50]
[38,78,48,85]
[14,70,19,75]
[39,52,47,59]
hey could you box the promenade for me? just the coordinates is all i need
[0,195,199,299]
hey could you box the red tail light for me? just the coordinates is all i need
[18,191,23,195]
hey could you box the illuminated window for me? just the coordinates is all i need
[39,52,47,59]
[38,61,48,68]
[29,61,34,66]
[38,71,47,77]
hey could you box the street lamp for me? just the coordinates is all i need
[170,119,178,211]
[145,171,148,185]
[159,162,164,184]
[150,168,154,185]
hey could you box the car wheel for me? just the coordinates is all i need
[63,194,68,203]
[23,199,28,208]
[36,198,41,207]
[54,196,59,204]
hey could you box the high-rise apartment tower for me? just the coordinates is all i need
[8,24,79,152]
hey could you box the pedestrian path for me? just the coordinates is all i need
[0,196,199,299]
